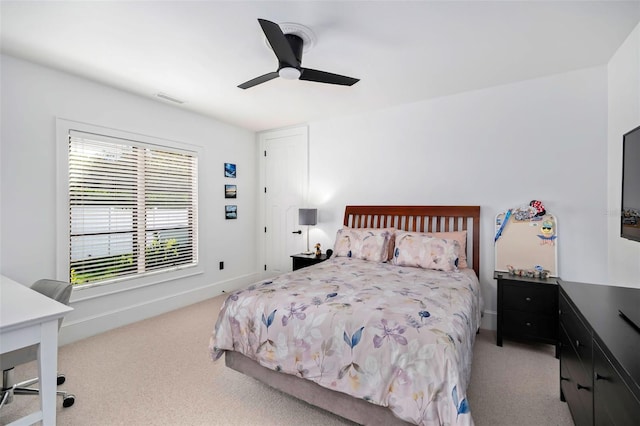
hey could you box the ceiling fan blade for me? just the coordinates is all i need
[299,68,359,86]
[238,72,279,89]
[258,19,300,67]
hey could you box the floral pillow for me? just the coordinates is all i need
[392,231,460,271]
[333,227,395,262]
[427,231,468,269]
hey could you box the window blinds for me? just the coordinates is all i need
[68,130,198,286]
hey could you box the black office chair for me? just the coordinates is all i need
[0,279,76,409]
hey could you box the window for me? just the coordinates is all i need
[68,130,198,286]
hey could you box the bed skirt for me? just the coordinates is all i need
[225,351,412,425]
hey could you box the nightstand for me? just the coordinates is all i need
[495,271,559,356]
[291,253,328,271]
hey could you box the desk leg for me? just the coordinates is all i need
[38,320,59,426]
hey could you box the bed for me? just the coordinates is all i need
[210,205,482,425]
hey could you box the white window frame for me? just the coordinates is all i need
[56,118,203,300]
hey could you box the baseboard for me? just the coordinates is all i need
[481,309,497,331]
[59,273,260,345]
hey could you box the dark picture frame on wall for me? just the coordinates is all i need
[225,184,237,199]
[224,163,237,178]
[225,205,237,219]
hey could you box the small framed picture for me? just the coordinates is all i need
[224,163,237,178]
[225,184,237,199]
[225,205,237,220]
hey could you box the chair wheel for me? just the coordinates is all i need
[62,394,75,408]
[57,374,66,386]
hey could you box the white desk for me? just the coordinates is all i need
[0,276,72,426]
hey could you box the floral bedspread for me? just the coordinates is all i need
[209,257,482,425]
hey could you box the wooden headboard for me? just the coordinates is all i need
[343,205,481,277]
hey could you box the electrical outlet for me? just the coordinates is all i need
[219,261,224,270]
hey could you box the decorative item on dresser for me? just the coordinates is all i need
[494,201,558,277]
[290,253,328,271]
[559,280,640,426]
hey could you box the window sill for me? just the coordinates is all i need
[69,264,203,303]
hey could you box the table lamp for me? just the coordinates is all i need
[298,208,317,254]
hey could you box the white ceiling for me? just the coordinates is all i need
[2,1,639,132]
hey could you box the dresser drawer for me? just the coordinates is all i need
[503,283,557,315]
[593,341,640,426]
[496,273,559,351]
[560,326,593,426]
[558,281,640,426]
[503,310,557,340]
[560,293,592,367]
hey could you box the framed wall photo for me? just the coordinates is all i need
[224,163,236,178]
[225,184,237,199]
[225,205,237,219]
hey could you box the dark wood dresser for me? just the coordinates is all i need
[291,253,328,271]
[559,280,640,425]
[495,271,559,354]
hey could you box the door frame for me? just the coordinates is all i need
[257,125,309,277]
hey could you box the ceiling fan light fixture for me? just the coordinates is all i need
[279,67,301,80]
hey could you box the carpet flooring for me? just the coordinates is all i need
[1,294,573,425]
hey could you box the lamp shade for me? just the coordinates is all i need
[298,208,318,226]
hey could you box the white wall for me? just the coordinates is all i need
[307,67,609,328]
[0,55,259,344]
[608,22,640,288]
[2,46,627,340]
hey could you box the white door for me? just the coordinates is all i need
[259,127,308,274]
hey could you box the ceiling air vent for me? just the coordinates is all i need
[155,92,184,104]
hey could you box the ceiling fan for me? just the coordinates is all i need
[238,19,359,90]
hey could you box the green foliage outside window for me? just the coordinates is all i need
[145,236,179,269]
[70,254,135,286]
[70,237,180,285]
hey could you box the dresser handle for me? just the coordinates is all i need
[560,376,569,382]
[526,322,532,327]
[595,373,607,381]
[575,340,581,348]
[576,383,591,391]
[525,297,532,302]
